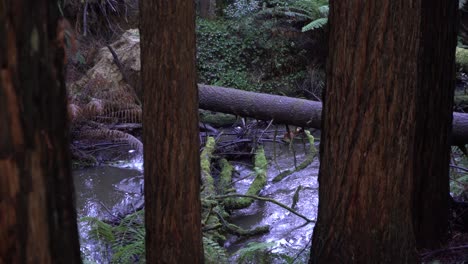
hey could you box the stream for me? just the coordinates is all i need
[74,138,319,263]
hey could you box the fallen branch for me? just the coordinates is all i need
[215,194,315,223]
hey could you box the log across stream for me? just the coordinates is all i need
[199,85,468,145]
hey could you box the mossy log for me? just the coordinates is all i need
[273,130,317,182]
[198,84,468,145]
[223,148,268,209]
[218,159,233,194]
[201,137,216,197]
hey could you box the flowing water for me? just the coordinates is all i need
[74,139,319,263]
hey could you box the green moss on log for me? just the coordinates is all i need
[223,147,267,209]
[201,137,216,197]
[273,130,317,182]
[218,159,233,194]
[199,110,237,127]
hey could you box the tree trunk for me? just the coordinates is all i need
[0,2,81,263]
[309,1,457,263]
[198,85,468,145]
[140,1,204,263]
[199,0,216,19]
[412,1,458,248]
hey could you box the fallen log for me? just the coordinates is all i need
[198,85,468,145]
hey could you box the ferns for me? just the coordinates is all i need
[203,237,230,264]
[235,242,276,264]
[280,0,329,32]
[301,17,327,32]
[82,211,233,264]
[81,216,116,243]
[81,210,145,263]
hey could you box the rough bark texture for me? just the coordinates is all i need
[0,1,82,263]
[199,85,468,145]
[140,1,204,263]
[310,1,456,263]
[412,1,458,248]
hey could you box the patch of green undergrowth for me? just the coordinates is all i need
[450,146,468,196]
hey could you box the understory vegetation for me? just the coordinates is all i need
[196,0,328,97]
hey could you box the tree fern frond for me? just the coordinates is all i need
[302,17,328,32]
[203,236,229,264]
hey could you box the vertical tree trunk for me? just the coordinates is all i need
[140,1,204,263]
[412,1,457,248]
[310,1,456,263]
[0,1,82,263]
[199,0,216,19]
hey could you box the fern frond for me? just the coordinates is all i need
[80,128,143,153]
[302,17,328,32]
[81,217,116,243]
[235,242,276,264]
[203,236,229,264]
[112,239,145,263]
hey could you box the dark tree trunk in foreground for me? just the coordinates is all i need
[310,1,457,263]
[198,85,468,145]
[140,1,204,263]
[412,1,458,248]
[0,2,81,263]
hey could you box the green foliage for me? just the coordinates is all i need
[456,47,468,72]
[281,0,329,32]
[196,16,309,94]
[81,211,145,263]
[235,241,312,264]
[236,242,277,264]
[203,237,230,264]
[82,210,234,263]
[196,19,251,90]
[301,17,327,32]
[450,146,468,196]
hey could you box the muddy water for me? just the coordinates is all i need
[74,140,319,263]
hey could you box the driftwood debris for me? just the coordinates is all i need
[198,84,468,145]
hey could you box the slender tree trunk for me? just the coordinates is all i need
[0,1,81,263]
[140,1,204,263]
[310,1,456,263]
